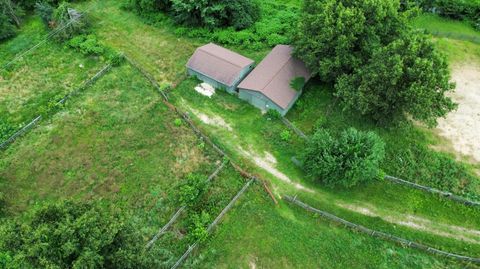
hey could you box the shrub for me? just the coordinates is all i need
[290,77,306,92]
[52,3,90,42]
[280,130,291,142]
[301,128,385,188]
[0,192,5,217]
[0,0,23,41]
[35,2,54,25]
[266,109,281,120]
[178,173,207,207]
[0,118,14,142]
[187,211,210,243]
[174,118,182,127]
[67,34,104,55]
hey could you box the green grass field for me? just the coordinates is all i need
[1,1,480,268]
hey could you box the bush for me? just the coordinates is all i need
[178,173,207,207]
[67,34,104,55]
[266,109,281,120]
[52,3,90,42]
[35,2,54,25]
[301,128,385,188]
[280,130,291,142]
[0,192,5,217]
[0,201,173,268]
[174,118,182,127]
[187,211,210,243]
[0,118,14,142]
[0,0,23,41]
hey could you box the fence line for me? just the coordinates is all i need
[0,63,112,151]
[284,195,480,264]
[280,118,480,207]
[281,117,307,140]
[385,176,480,207]
[124,56,169,101]
[146,160,228,249]
[171,178,255,269]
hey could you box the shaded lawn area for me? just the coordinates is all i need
[0,17,104,130]
[0,64,223,238]
[189,187,466,269]
[169,77,480,258]
[413,14,480,41]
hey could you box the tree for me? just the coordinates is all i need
[123,0,171,14]
[293,0,455,126]
[293,0,409,81]
[0,201,173,268]
[52,2,89,41]
[301,128,385,188]
[171,0,260,29]
[0,0,23,41]
[335,31,456,126]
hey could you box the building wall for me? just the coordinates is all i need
[238,89,302,116]
[187,64,253,94]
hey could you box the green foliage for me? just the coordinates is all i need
[170,0,260,30]
[187,211,210,243]
[294,0,454,126]
[290,77,305,92]
[280,129,291,142]
[0,192,5,217]
[265,109,281,120]
[301,128,385,188]
[0,201,172,268]
[0,0,23,41]
[420,0,480,29]
[35,2,54,25]
[123,0,171,14]
[174,118,182,126]
[67,34,105,56]
[0,118,14,142]
[335,31,457,126]
[178,173,207,207]
[52,3,89,42]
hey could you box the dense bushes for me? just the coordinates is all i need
[0,0,23,41]
[178,173,208,207]
[0,201,172,268]
[420,0,480,29]
[294,0,455,126]
[301,128,385,188]
[170,0,260,30]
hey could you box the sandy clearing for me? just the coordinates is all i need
[338,202,480,244]
[238,146,314,193]
[436,63,480,162]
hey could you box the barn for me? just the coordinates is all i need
[238,45,311,116]
[186,43,255,94]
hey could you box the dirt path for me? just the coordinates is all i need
[436,63,480,162]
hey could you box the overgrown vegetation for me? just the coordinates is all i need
[419,0,480,29]
[0,201,171,268]
[0,0,23,41]
[301,128,385,188]
[294,0,455,126]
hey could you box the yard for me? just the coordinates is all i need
[1,0,480,268]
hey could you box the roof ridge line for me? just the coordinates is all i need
[198,46,251,69]
[257,52,293,93]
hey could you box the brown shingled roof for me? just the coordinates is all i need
[187,43,254,87]
[238,45,311,109]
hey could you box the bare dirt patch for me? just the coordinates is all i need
[436,63,480,163]
[238,146,313,192]
[189,107,233,131]
[338,202,480,244]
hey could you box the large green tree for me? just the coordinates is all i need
[0,201,172,268]
[294,0,455,125]
[335,31,456,126]
[171,0,260,29]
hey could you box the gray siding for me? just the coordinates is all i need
[238,89,302,116]
[187,64,253,94]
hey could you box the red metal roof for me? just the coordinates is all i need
[238,45,311,109]
[187,43,254,87]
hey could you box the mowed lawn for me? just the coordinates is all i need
[0,64,224,238]
[0,17,104,129]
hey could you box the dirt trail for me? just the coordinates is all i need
[338,202,480,244]
[436,63,480,162]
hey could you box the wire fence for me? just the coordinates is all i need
[0,63,112,151]
[171,178,255,269]
[146,160,228,249]
[280,118,480,207]
[284,195,480,264]
[384,175,480,207]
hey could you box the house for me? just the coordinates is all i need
[186,43,255,94]
[238,45,311,116]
